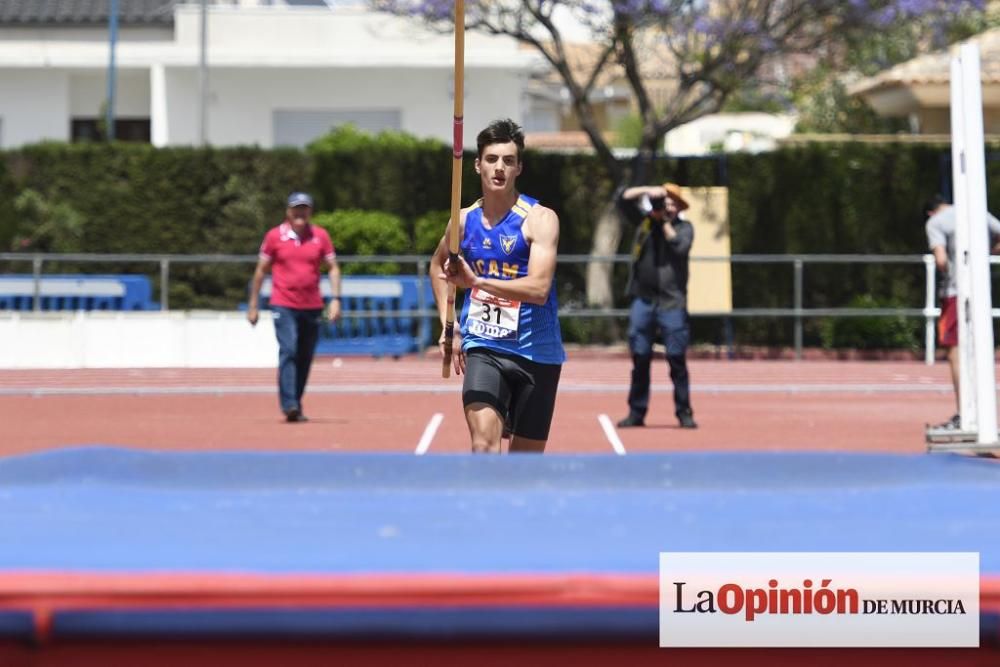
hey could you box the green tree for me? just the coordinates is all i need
[312,209,410,275]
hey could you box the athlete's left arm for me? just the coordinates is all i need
[445,206,559,306]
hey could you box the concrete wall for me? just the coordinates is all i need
[185,66,524,148]
[0,312,278,369]
[0,69,70,146]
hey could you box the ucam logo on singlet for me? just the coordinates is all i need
[499,234,518,255]
[659,552,979,647]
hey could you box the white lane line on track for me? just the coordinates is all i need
[415,412,444,455]
[597,414,626,455]
[0,383,962,397]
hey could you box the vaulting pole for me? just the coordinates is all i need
[441,0,465,378]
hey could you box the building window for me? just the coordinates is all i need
[71,118,151,143]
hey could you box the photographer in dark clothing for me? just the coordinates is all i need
[617,183,697,429]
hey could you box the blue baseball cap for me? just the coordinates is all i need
[287,192,314,208]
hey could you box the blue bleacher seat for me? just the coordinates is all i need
[0,275,159,312]
[249,275,435,357]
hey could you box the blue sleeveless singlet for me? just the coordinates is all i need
[459,194,565,365]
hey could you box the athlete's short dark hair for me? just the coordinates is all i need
[477,118,525,161]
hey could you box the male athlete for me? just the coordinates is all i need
[430,118,565,453]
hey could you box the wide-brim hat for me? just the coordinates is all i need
[662,183,689,211]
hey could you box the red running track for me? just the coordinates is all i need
[0,356,981,456]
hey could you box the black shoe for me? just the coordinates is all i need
[284,407,308,423]
[929,414,960,431]
[617,414,645,428]
[677,411,698,429]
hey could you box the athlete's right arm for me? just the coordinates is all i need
[247,255,272,327]
[429,225,453,331]
[429,212,467,372]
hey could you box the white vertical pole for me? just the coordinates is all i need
[106,0,119,141]
[924,254,936,366]
[951,43,997,445]
[959,44,998,445]
[199,0,209,146]
[950,50,976,431]
[150,64,169,147]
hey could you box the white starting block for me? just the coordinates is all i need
[926,424,1000,454]
[924,426,1000,451]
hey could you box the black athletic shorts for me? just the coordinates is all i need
[462,347,562,441]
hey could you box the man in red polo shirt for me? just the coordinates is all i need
[248,192,341,422]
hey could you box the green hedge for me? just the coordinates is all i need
[818,294,921,351]
[312,209,409,275]
[413,210,449,255]
[0,143,311,309]
[0,131,990,347]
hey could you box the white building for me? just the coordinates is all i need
[664,112,798,156]
[0,0,540,148]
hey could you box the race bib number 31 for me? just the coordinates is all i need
[468,288,520,341]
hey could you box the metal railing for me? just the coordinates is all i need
[559,253,967,363]
[0,252,435,314]
[1,251,996,363]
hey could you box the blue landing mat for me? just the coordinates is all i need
[0,447,999,574]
